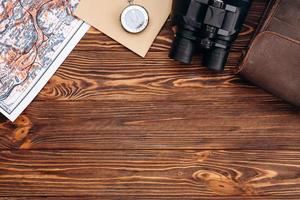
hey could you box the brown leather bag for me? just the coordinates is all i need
[239,0,300,106]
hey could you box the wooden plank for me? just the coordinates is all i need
[0,101,299,150]
[0,150,300,197]
[36,51,260,101]
[1,196,299,200]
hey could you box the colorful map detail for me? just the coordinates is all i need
[0,0,89,121]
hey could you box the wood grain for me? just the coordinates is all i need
[1,0,299,199]
[0,150,300,197]
[0,101,299,150]
[1,197,300,200]
[35,51,270,102]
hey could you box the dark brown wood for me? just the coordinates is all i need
[1,197,300,200]
[0,101,299,150]
[1,0,300,199]
[35,51,272,102]
[1,150,300,197]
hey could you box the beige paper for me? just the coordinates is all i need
[75,0,172,57]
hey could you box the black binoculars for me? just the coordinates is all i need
[169,0,252,71]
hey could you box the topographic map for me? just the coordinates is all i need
[0,0,89,121]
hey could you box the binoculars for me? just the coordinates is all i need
[169,0,251,71]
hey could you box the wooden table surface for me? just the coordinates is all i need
[1,0,300,199]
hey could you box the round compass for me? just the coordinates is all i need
[121,4,149,34]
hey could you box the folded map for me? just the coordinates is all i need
[0,0,90,121]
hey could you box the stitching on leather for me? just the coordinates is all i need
[261,0,281,31]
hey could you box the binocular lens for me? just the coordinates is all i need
[204,48,229,72]
[170,36,195,64]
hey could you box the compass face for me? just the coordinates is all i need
[121,5,149,34]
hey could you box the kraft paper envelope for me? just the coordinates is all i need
[75,0,172,57]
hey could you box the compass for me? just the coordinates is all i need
[121,4,149,34]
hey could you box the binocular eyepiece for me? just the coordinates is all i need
[169,0,251,71]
